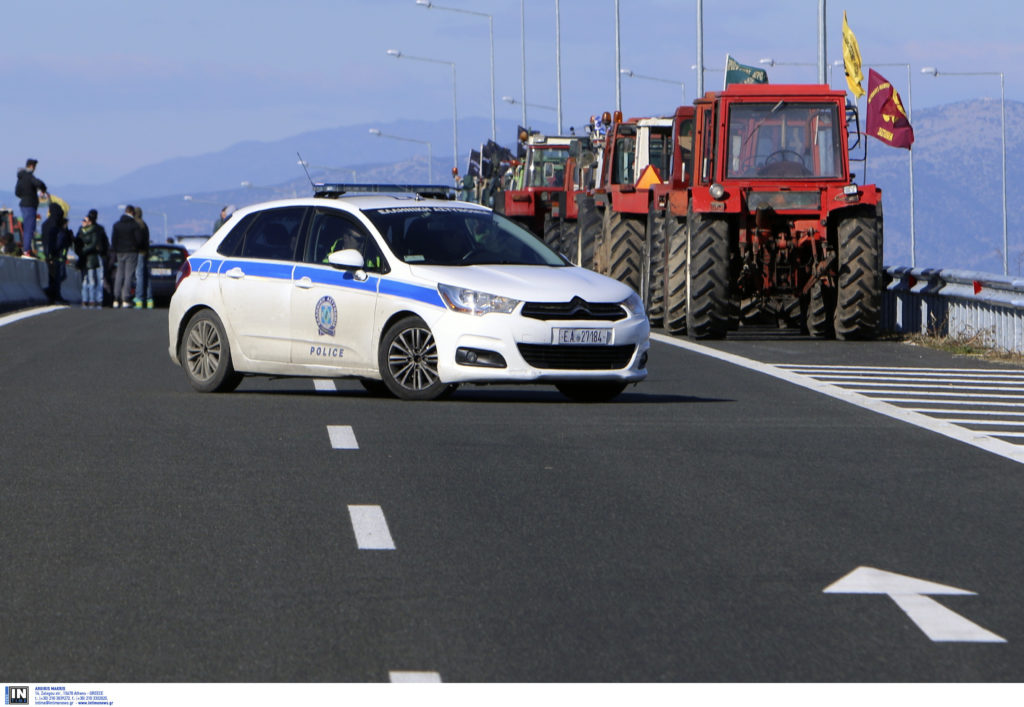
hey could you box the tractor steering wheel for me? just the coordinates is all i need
[763,149,806,168]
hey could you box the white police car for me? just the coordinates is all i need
[167,185,649,401]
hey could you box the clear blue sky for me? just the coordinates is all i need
[3,0,1020,187]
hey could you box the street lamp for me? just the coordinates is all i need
[502,95,555,112]
[369,128,434,183]
[620,68,685,103]
[388,49,458,174]
[415,0,494,143]
[922,66,1007,275]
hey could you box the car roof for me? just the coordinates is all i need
[229,194,492,218]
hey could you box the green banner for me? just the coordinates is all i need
[725,55,768,87]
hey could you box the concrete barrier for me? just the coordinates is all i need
[0,255,83,313]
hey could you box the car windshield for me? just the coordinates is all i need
[725,102,843,179]
[363,206,568,267]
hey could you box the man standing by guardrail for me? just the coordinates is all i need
[15,158,47,257]
[111,205,141,308]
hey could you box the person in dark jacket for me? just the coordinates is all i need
[40,202,71,303]
[15,158,47,256]
[76,210,104,308]
[132,206,152,308]
[111,205,142,308]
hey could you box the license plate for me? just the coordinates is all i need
[151,268,172,276]
[552,328,612,345]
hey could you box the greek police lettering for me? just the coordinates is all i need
[5,686,29,704]
[310,345,344,358]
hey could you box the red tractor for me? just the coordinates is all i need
[663,83,883,339]
[494,132,574,247]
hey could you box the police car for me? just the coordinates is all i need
[167,184,649,401]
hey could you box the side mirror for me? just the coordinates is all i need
[326,248,364,269]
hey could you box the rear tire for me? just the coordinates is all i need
[555,381,628,403]
[543,212,562,253]
[180,309,243,393]
[378,316,456,400]
[834,210,882,340]
[646,210,666,325]
[662,213,688,335]
[686,211,730,339]
[805,280,835,338]
[603,210,644,293]
[576,195,601,269]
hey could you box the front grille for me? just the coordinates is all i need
[520,297,626,322]
[517,344,636,370]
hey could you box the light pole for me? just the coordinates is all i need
[519,0,527,127]
[922,66,1007,275]
[369,128,434,183]
[502,95,556,112]
[620,68,685,104]
[872,63,916,268]
[555,0,563,134]
[415,0,494,142]
[388,49,458,175]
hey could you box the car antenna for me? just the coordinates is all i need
[297,151,315,190]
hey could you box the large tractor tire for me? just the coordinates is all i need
[805,279,835,338]
[834,209,882,340]
[646,211,666,325]
[542,212,563,254]
[686,211,731,340]
[662,213,688,335]
[576,196,601,269]
[602,210,644,294]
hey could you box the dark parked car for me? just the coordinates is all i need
[148,244,189,304]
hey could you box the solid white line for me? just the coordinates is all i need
[652,333,1024,465]
[879,398,1024,408]
[810,375,1024,386]
[348,505,396,550]
[313,378,337,392]
[905,409,1024,417]
[327,425,359,449]
[826,382,1024,393]
[389,671,442,683]
[940,419,1024,427]
[0,305,64,328]
[777,364,1024,375]
[843,389,1024,399]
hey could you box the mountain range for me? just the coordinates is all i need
[37,99,1024,276]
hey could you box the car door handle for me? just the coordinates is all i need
[295,276,313,289]
[225,267,245,279]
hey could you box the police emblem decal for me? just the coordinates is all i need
[315,296,338,336]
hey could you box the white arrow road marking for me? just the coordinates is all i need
[389,671,442,682]
[824,566,1006,643]
[327,425,359,449]
[348,505,396,550]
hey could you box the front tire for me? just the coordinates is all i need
[180,309,243,393]
[603,210,644,293]
[662,213,688,335]
[555,381,628,403]
[379,316,456,400]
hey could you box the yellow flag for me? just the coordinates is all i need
[842,11,865,99]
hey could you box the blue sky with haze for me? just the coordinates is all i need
[4,0,1019,187]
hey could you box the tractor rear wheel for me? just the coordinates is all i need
[662,213,688,335]
[603,210,644,294]
[805,279,835,338]
[686,211,730,340]
[834,210,882,340]
[646,211,666,325]
[576,196,601,269]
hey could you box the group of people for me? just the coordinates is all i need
[9,158,156,308]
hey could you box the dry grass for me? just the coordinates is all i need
[883,325,1024,368]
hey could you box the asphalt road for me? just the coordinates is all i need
[2,307,1023,682]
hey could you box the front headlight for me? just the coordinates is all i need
[620,292,645,317]
[438,283,520,315]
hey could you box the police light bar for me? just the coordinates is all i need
[313,183,456,200]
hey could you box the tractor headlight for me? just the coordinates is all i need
[438,283,520,315]
[709,183,727,200]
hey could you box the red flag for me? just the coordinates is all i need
[866,69,914,149]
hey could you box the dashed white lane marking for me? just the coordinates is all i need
[389,671,442,682]
[651,334,1024,466]
[348,505,396,550]
[327,425,359,449]
[0,305,64,328]
[313,378,337,392]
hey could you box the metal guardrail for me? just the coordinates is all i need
[882,266,1024,353]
